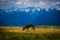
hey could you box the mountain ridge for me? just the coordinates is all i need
[0,7,60,26]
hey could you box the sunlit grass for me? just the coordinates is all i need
[0,26,60,33]
[0,26,60,40]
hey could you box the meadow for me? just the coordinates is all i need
[0,26,60,40]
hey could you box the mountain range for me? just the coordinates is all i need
[0,7,60,26]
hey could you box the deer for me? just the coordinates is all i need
[23,24,35,31]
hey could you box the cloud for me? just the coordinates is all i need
[56,2,60,4]
[38,2,46,6]
[37,2,47,7]
[51,2,60,10]
[15,1,22,5]
[0,0,5,2]
[23,0,32,7]
[0,0,60,10]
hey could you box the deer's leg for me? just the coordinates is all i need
[23,27,25,31]
[26,28,29,31]
[32,27,35,31]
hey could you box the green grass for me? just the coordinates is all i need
[0,26,60,40]
[1,25,60,28]
[0,31,60,40]
[36,25,60,28]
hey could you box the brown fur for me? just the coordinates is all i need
[23,24,35,31]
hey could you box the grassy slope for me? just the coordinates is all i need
[0,26,60,40]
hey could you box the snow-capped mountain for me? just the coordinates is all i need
[6,7,54,12]
[0,7,60,26]
[4,7,59,15]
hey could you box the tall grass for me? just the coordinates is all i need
[0,26,60,40]
[0,31,60,40]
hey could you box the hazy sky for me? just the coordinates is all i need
[0,0,60,10]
